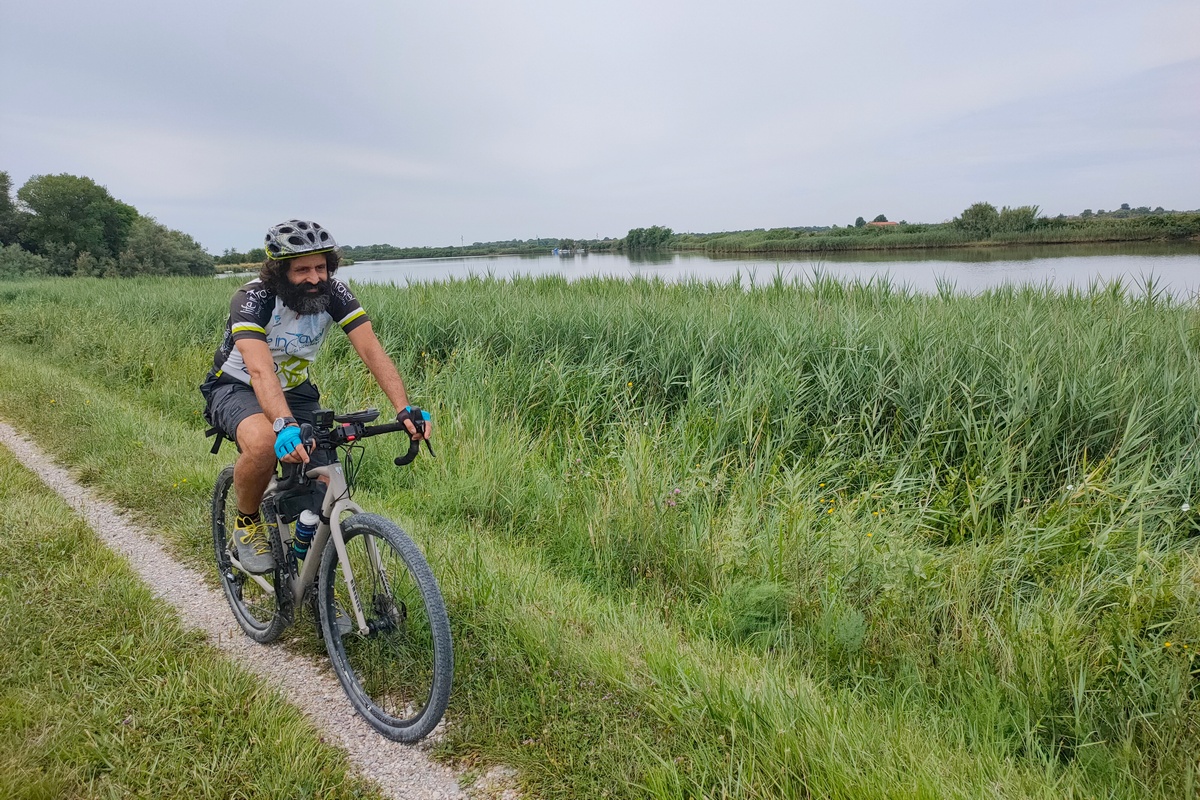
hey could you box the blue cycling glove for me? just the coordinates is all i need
[274,425,303,459]
[397,405,432,430]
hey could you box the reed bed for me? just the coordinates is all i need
[1,274,1198,798]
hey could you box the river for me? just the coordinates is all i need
[331,242,1200,297]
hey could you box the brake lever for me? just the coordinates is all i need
[394,407,435,466]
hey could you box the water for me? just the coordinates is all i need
[339,242,1200,297]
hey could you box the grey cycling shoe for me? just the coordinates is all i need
[234,520,276,575]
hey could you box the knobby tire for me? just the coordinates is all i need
[211,465,290,643]
[318,513,453,742]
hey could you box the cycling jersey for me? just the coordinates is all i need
[209,277,370,389]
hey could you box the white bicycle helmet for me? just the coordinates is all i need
[264,219,337,260]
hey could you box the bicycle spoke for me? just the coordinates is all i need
[321,514,451,741]
[336,536,435,717]
[211,466,288,643]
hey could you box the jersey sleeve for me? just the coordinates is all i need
[228,283,273,343]
[329,278,370,334]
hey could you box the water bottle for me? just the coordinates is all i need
[292,509,319,560]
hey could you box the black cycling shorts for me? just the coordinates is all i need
[202,379,335,466]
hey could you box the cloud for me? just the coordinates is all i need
[3,1,1198,249]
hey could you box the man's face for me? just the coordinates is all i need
[287,253,329,291]
[279,253,331,314]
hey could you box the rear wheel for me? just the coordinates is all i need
[212,465,290,643]
[319,513,452,741]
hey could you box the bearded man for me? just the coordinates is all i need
[200,219,429,574]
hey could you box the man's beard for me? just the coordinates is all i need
[279,280,332,315]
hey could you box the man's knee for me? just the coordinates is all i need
[236,415,276,462]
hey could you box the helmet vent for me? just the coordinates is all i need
[264,219,338,259]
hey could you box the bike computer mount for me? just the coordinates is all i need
[315,407,381,427]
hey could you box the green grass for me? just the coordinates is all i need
[0,446,382,800]
[1,274,1199,798]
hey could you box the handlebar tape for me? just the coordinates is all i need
[355,408,435,466]
[395,436,422,466]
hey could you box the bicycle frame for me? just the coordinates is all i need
[227,407,430,637]
[239,461,377,635]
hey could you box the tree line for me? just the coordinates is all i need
[0,171,213,278]
[214,247,267,265]
[5,175,1194,275]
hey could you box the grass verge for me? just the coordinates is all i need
[0,445,381,799]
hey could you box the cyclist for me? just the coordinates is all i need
[200,219,429,574]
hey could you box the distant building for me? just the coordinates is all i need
[866,221,899,227]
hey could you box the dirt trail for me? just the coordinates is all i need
[0,421,513,800]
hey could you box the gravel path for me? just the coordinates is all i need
[0,420,513,800]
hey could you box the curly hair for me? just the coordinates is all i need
[258,250,341,293]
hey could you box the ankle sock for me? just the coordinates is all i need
[236,511,261,528]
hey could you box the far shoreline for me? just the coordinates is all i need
[342,236,1200,265]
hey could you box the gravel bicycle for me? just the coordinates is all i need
[211,407,451,742]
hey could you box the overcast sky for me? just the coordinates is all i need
[3,1,1198,253]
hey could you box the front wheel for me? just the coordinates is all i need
[212,465,290,643]
[318,513,453,742]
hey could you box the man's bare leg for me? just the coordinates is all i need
[233,415,277,516]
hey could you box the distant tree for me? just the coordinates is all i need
[622,225,674,250]
[854,217,866,228]
[996,205,1041,233]
[0,171,25,246]
[872,214,888,223]
[0,242,50,277]
[118,216,214,276]
[1120,203,1131,211]
[1154,206,1165,213]
[17,173,137,261]
[72,250,116,277]
[1080,209,1093,218]
[953,202,1000,237]
[39,241,82,276]
[215,246,267,265]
